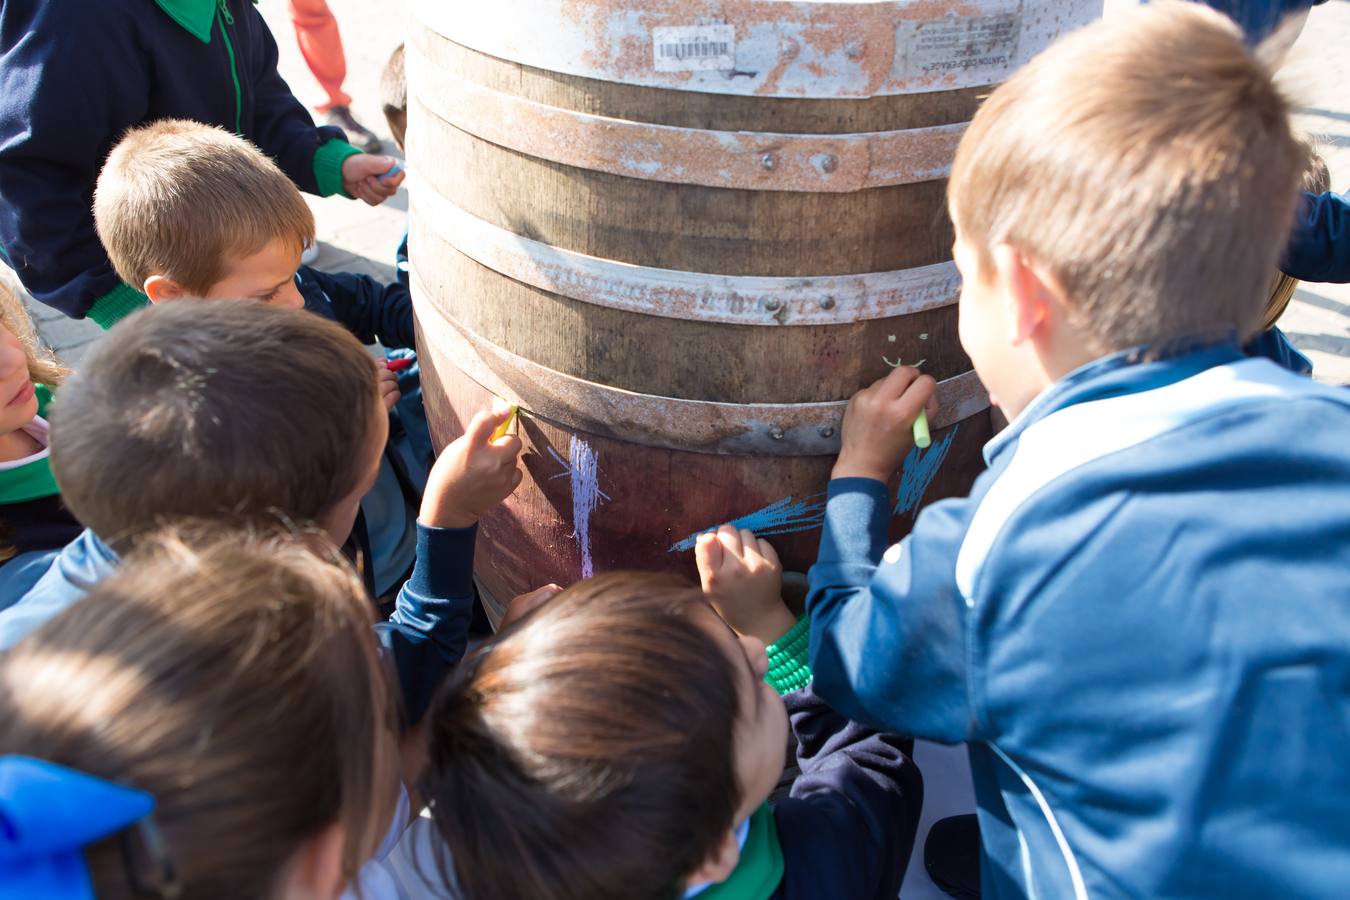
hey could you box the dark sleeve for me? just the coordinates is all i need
[237,1,356,196]
[1282,191,1350,284]
[806,478,977,744]
[771,684,923,900]
[300,266,416,348]
[373,522,476,727]
[0,0,148,322]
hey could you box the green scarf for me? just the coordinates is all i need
[0,386,58,505]
[696,804,785,900]
[153,0,217,43]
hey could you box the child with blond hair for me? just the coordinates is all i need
[807,5,1350,897]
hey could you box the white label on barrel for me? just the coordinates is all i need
[896,9,1023,82]
[652,25,735,72]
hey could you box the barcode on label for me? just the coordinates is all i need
[653,25,735,72]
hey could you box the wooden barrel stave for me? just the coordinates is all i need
[417,317,992,617]
[409,220,964,403]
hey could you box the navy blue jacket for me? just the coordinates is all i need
[769,685,921,900]
[0,0,358,324]
[1194,0,1327,41]
[299,266,415,350]
[808,342,1350,899]
[0,523,474,726]
[1284,190,1350,284]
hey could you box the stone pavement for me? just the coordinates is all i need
[22,0,1350,382]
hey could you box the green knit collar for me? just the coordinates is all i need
[153,0,217,43]
[691,804,784,900]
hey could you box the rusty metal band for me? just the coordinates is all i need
[408,47,965,191]
[409,175,960,327]
[413,280,989,457]
[413,0,1101,99]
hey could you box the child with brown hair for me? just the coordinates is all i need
[806,4,1350,898]
[0,528,404,900]
[95,119,427,598]
[0,301,523,727]
[421,527,922,900]
[0,281,79,580]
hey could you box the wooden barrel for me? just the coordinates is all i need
[406,0,1100,620]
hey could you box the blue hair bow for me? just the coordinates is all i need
[0,755,155,900]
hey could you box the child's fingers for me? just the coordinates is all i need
[694,532,723,583]
[463,406,512,448]
[738,528,760,558]
[878,364,925,400]
[756,537,781,571]
[716,523,744,557]
[893,373,937,423]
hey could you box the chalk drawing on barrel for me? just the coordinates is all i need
[894,425,958,519]
[546,438,608,578]
[669,493,828,553]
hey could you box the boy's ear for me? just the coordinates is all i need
[143,275,189,304]
[685,828,742,892]
[992,243,1053,346]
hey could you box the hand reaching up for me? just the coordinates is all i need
[420,404,524,529]
[695,525,797,646]
[832,365,937,483]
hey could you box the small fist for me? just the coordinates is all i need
[420,403,524,529]
[500,583,564,628]
[342,154,404,206]
[695,525,797,645]
[832,366,938,483]
[377,366,400,411]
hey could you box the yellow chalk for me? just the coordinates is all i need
[913,410,931,449]
[490,404,519,442]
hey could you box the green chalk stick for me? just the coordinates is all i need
[913,409,931,449]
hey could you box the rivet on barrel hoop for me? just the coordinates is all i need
[763,298,783,312]
[819,296,836,310]
[769,427,785,441]
[819,426,836,438]
[761,153,778,171]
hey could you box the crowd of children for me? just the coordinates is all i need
[0,2,1347,899]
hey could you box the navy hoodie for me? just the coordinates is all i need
[0,0,361,326]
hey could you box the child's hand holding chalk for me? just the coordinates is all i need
[831,365,937,483]
[378,160,405,184]
[420,403,524,529]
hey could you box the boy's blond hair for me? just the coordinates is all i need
[949,2,1308,352]
[1264,148,1332,330]
[94,119,315,294]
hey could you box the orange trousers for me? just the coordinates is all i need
[288,0,351,111]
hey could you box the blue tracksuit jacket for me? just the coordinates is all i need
[0,523,473,726]
[1284,190,1350,284]
[0,0,360,325]
[808,341,1350,899]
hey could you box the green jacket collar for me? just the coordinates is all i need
[694,805,784,900]
[153,0,216,43]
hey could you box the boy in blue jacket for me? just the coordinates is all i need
[0,301,524,726]
[0,0,404,329]
[95,119,428,597]
[807,5,1350,899]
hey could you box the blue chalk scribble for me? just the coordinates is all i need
[669,493,828,553]
[894,425,958,518]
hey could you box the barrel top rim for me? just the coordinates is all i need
[412,0,1105,99]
